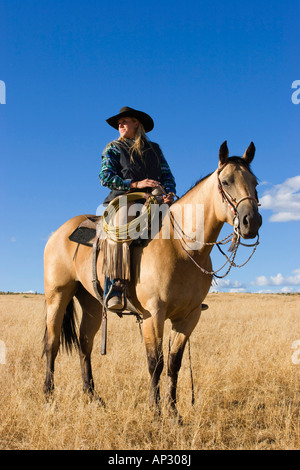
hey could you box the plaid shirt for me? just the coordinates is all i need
[99,141,176,194]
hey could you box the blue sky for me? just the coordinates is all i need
[0,0,299,293]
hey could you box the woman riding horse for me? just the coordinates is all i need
[99,106,176,311]
[43,139,261,417]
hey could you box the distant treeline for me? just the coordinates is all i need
[0,291,42,295]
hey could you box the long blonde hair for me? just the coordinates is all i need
[104,120,149,163]
[118,120,147,162]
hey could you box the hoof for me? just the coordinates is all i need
[43,385,54,403]
[83,388,106,408]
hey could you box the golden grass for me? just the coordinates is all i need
[0,293,299,450]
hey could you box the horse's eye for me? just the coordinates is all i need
[222,180,229,187]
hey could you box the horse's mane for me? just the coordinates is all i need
[178,157,257,200]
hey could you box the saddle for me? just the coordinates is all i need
[69,216,99,247]
[69,215,143,318]
[69,215,209,314]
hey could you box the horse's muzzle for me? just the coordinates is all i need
[238,205,262,239]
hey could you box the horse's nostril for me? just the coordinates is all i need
[243,215,249,227]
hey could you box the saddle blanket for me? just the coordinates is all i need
[68,216,100,247]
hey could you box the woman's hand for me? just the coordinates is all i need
[130,179,160,189]
[163,193,174,205]
[130,180,175,204]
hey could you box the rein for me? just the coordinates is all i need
[173,220,259,279]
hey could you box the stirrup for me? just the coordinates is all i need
[107,294,124,311]
[104,282,126,315]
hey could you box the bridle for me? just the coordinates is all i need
[217,163,261,233]
[170,162,261,279]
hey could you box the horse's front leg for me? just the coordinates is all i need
[166,331,188,413]
[143,315,165,412]
[167,309,201,414]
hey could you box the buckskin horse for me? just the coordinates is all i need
[43,141,262,416]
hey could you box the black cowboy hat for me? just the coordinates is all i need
[106,106,154,133]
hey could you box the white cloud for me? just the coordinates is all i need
[255,287,299,294]
[209,270,300,294]
[280,286,297,294]
[216,279,245,288]
[255,289,277,294]
[259,175,300,222]
[210,278,248,293]
[229,288,248,293]
[253,269,300,290]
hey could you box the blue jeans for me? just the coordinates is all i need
[104,277,112,296]
[104,278,122,298]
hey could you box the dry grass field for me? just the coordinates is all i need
[0,292,299,450]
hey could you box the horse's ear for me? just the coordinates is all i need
[243,142,256,164]
[219,141,229,166]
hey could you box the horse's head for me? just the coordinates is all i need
[216,141,262,239]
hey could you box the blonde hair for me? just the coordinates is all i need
[104,120,150,163]
[118,120,147,162]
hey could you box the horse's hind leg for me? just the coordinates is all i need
[43,284,77,398]
[75,287,102,400]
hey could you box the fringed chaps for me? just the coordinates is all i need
[99,238,131,281]
[96,198,144,282]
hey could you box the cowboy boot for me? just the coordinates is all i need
[106,279,125,311]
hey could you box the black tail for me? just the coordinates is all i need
[61,299,79,354]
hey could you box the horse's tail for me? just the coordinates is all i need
[61,299,79,354]
[42,299,79,357]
